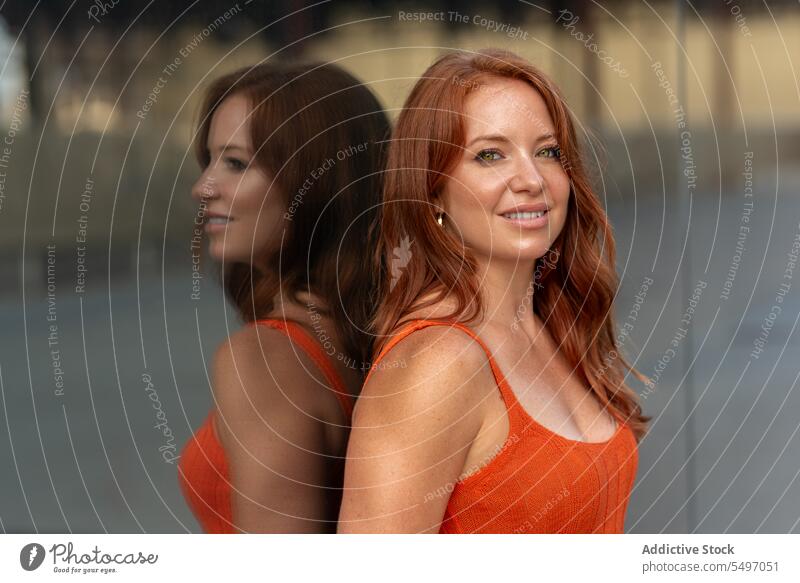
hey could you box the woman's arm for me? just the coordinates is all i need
[338,326,492,533]
[212,326,337,533]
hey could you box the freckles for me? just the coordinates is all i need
[543,175,570,203]
[555,168,571,191]
[460,174,506,205]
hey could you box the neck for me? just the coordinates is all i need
[474,256,539,336]
[272,286,328,318]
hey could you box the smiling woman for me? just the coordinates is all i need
[191,93,284,263]
[339,48,650,534]
[178,62,389,533]
[439,75,571,264]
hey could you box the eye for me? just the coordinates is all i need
[538,145,562,159]
[225,157,247,171]
[475,149,503,163]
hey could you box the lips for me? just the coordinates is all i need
[497,202,550,215]
[204,209,233,223]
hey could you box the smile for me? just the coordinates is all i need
[500,209,549,229]
[205,217,233,232]
[503,211,546,220]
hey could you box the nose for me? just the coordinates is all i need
[507,154,545,196]
[191,168,219,203]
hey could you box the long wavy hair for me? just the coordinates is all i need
[195,62,389,371]
[372,49,649,440]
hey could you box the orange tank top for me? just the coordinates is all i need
[367,319,639,534]
[177,319,355,533]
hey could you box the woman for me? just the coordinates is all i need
[178,62,388,533]
[339,49,650,534]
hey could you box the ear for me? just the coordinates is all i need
[431,192,447,214]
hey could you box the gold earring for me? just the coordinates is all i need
[436,212,444,226]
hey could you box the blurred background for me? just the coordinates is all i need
[0,0,798,533]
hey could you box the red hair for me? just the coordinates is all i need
[372,49,649,440]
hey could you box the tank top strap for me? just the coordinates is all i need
[368,319,528,432]
[364,319,446,384]
[249,318,354,418]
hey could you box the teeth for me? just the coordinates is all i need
[207,217,229,224]
[504,211,546,220]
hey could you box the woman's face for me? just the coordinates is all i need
[191,93,282,265]
[439,77,571,266]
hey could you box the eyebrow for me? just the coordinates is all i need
[466,131,557,148]
[211,144,250,154]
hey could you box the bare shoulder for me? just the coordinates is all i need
[341,322,498,531]
[358,323,494,423]
[211,324,338,531]
[211,324,320,418]
[374,323,488,375]
[213,323,305,381]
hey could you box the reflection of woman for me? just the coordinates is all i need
[178,63,388,533]
[339,49,650,534]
